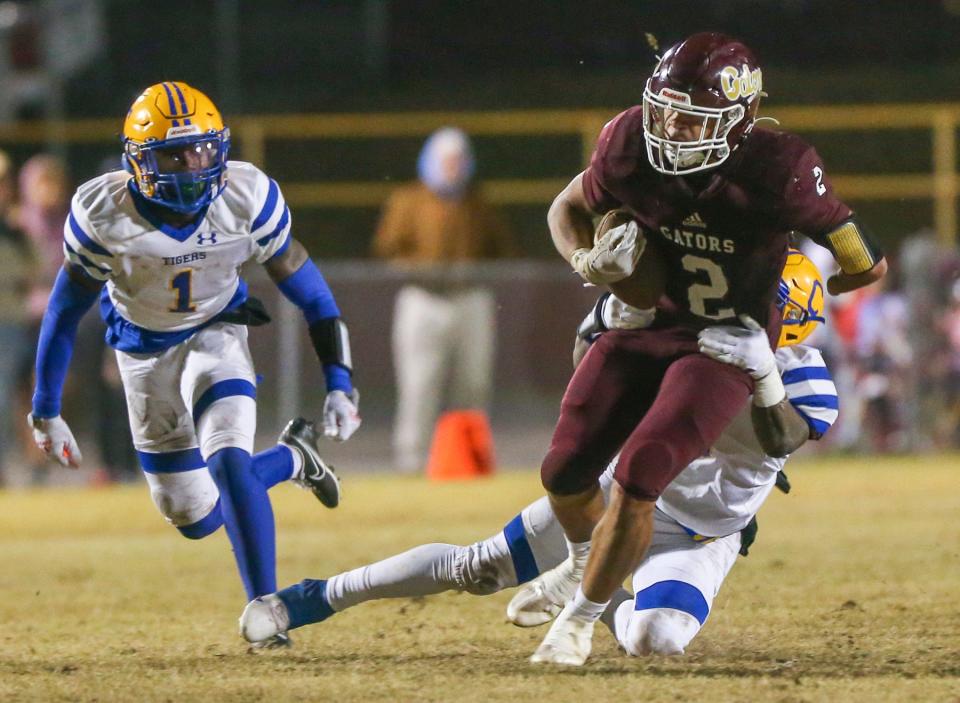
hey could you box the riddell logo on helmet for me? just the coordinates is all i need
[165,125,202,139]
[720,65,762,102]
[659,89,691,105]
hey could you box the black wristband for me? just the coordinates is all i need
[308,317,353,371]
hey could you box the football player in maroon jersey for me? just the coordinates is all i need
[531,32,887,665]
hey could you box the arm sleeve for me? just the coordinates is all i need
[275,258,352,394]
[32,266,101,417]
[62,198,115,281]
[779,347,839,439]
[251,172,293,263]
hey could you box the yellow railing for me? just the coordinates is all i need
[0,103,956,244]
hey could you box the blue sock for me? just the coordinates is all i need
[276,579,335,629]
[177,498,225,539]
[207,447,277,599]
[251,445,295,489]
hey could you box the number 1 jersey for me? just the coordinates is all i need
[63,161,291,352]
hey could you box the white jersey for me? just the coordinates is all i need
[63,161,291,351]
[603,344,838,538]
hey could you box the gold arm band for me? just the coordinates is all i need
[826,221,877,274]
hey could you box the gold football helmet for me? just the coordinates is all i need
[122,82,229,213]
[777,249,826,347]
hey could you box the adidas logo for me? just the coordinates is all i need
[682,212,706,227]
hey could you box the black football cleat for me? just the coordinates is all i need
[280,417,342,508]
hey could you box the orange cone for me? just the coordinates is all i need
[426,410,495,481]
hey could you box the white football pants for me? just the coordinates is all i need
[115,322,258,527]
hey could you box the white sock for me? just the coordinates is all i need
[599,588,633,639]
[565,537,591,575]
[288,446,304,480]
[567,585,609,623]
[325,543,461,611]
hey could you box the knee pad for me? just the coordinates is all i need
[624,608,700,656]
[144,468,219,529]
[454,540,514,596]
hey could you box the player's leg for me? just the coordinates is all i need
[507,467,619,626]
[609,514,740,656]
[240,492,573,643]
[392,285,453,472]
[534,352,750,665]
[115,344,225,537]
[185,324,276,601]
[540,333,661,546]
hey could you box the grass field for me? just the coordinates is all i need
[1,456,958,702]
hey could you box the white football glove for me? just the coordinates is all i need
[697,315,776,380]
[602,294,656,331]
[570,220,646,285]
[323,389,361,441]
[27,414,82,469]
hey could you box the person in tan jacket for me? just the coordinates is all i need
[373,127,516,472]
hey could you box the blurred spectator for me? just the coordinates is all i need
[373,127,516,472]
[854,273,911,452]
[14,154,70,485]
[79,157,138,485]
[0,150,34,484]
[19,154,69,315]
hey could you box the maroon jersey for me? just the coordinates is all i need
[582,107,851,328]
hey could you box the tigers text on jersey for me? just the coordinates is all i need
[648,344,837,538]
[63,161,291,352]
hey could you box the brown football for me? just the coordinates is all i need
[594,208,666,309]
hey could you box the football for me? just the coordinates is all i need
[594,208,666,309]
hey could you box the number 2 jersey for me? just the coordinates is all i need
[62,161,291,353]
[582,108,852,328]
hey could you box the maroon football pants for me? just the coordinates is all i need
[540,327,753,501]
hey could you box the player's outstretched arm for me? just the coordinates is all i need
[28,262,103,468]
[264,239,360,441]
[826,256,887,296]
[697,316,809,457]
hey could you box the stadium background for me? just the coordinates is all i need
[1,2,959,701]
[2,0,957,478]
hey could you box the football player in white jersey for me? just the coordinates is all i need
[240,252,837,658]
[27,82,359,646]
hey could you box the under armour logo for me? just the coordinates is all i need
[197,232,218,246]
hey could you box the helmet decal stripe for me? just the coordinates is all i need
[171,83,190,117]
[161,82,178,115]
[161,82,180,127]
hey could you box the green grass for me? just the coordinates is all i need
[1,456,958,702]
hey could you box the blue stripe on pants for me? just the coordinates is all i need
[634,580,710,625]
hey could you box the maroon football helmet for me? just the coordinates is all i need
[643,32,763,175]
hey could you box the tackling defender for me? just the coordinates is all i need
[27,82,359,645]
[240,252,835,658]
[535,32,886,664]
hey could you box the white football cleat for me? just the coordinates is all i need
[529,602,595,666]
[240,593,290,644]
[507,556,581,627]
